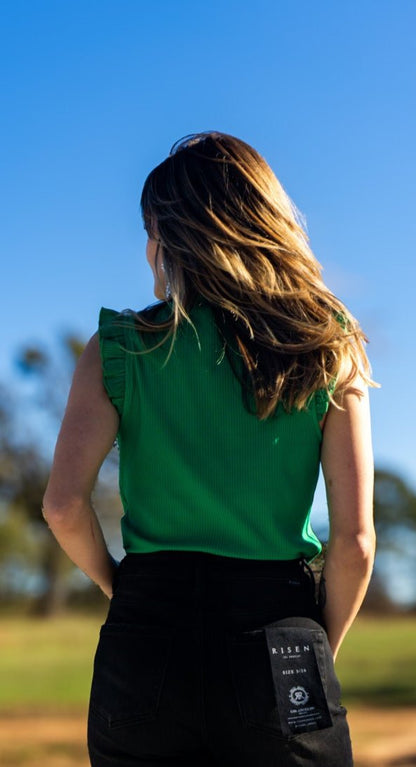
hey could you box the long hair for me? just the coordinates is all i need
[137,131,376,419]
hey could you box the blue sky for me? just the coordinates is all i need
[1,0,415,527]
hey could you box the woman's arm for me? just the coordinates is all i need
[320,379,376,659]
[42,333,120,598]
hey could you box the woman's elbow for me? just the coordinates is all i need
[329,527,376,567]
[355,529,376,565]
[42,487,87,530]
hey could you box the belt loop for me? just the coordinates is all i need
[301,558,318,604]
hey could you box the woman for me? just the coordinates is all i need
[43,131,376,766]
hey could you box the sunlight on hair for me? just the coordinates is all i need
[134,131,378,419]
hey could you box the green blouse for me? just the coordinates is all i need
[99,299,329,561]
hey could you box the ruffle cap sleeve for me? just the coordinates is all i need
[313,311,347,421]
[314,388,330,422]
[98,307,126,417]
[313,377,337,422]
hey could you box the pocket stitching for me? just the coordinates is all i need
[90,625,175,729]
[226,633,289,741]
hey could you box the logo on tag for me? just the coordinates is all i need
[289,686,309,706]
[264,624,334,735]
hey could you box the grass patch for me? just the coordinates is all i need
[0,613,105,712]
[336,615,416,706]
[0,612,415,712]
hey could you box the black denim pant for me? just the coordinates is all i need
[88,551,353,766]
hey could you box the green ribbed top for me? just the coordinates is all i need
[99,299,329,561]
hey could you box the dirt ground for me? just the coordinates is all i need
[0,708,415,766]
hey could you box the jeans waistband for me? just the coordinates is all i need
[110,551,321,628]
[118,550,309,578]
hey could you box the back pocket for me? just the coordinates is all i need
[89,623,175,729]
[226,618,340,740]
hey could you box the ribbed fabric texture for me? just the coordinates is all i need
[99,299,328,561]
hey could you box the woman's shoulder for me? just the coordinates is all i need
[99,301,167,333]
[99,301,177,356]
[99,297,216,364]
[99,306,131,346]
[99,305,137,328]
[97,303,170,413]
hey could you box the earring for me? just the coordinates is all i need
[160,260,172,299]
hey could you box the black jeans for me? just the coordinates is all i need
[88,551,353,766]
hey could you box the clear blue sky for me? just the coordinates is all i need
[1,0,415,519]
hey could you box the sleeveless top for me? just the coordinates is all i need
[98,298,331,561]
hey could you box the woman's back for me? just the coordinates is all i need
[100,298,328,561]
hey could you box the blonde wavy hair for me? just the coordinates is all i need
[136,131,376,420]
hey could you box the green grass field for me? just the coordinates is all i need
[0,612,415,712]
[336,615,416,706]
[0,613,103,712]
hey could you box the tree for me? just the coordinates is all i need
[374,469,416,535]
[371,468,416,608]
[0,336,122,615]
